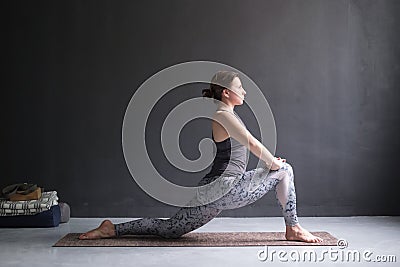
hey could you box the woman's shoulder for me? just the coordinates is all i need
[213,110,236,119]
[213,110,246,128]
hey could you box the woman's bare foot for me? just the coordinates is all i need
[79,220,116,240]
[285,224,323,243]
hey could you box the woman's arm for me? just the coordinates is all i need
[213,111,277,169]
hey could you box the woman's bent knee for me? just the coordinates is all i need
[161,233,183,239]
[282,162,294,178]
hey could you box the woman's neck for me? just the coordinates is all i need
[217,101,234,113]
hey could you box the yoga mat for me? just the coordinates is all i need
[53,231,339,247]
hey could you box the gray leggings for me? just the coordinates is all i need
[114,162,299,239]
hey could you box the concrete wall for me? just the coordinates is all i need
[2,0,399,217]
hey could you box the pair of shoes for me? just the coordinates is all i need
[1,183,41,201]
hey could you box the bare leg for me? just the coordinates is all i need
[79,219,116,240]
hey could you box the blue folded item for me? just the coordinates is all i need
[0,204,61,228]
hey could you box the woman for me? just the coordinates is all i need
[79,71,323,243]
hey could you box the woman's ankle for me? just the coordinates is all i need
[286,223,301,231]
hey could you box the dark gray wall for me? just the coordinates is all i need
[2,0,400,217]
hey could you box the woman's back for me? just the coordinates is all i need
[204,110,249,179]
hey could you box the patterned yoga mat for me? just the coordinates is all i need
[53,231,339,247]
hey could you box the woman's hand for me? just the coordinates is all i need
[270,156,286,171]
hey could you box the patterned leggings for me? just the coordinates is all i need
[114,162,299,239]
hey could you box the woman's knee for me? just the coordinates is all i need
[161,231,184,239]
[282,162,294,178]
[158,224,187,239]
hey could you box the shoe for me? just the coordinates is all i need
[1,183,39,200]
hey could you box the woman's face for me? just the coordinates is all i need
[227,77,246,105]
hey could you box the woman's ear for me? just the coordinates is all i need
[222,88,230,98]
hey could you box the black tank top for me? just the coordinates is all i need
[204,110,249,178]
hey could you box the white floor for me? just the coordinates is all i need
[0,216,399,267]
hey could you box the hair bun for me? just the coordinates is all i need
[202,88,213,98]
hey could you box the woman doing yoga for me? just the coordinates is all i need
[79,71,323,243]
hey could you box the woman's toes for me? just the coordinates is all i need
[314,236,323,243]
[79,233,89,240]
[78,220,116,240]
[79,234,85,240]
[78,228,101,240]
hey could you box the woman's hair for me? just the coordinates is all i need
[202,71,239,103]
